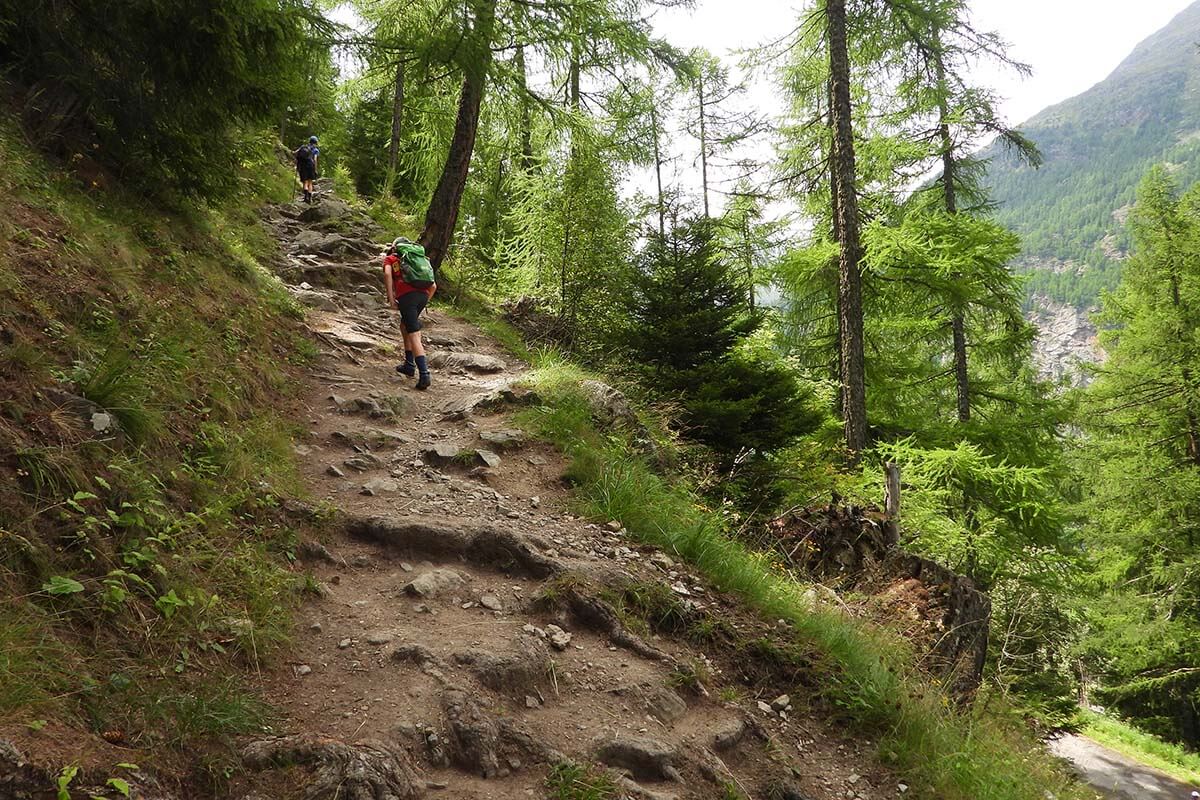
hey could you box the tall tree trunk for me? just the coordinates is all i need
[516,46,535,173]
[828,75,844,414]
[828,0,868,458]
[387,59,406,178]
[560,49,582,330]
[935,50,971,424]
[698,72,711,219]
[419,0,496,272]
[651,102,666,239]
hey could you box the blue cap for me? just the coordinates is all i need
[309,136,318,144]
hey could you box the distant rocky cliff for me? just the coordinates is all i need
[1027,293,1104,385]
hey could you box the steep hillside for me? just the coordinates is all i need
[987,0,1200,307]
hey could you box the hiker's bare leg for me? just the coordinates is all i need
[407,330,425,358]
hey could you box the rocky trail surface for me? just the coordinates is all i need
[229,193,904,800]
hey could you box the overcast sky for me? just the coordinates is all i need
[651,0,1196,126]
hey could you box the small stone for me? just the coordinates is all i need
[421,443,464,464]
[605,520,623,532]
[848,774,861,785]
[479,593,503,611]
[771,694,792,712]
[649,553,675,570]
[425,780,449,790]
[326,464,346,478]
[530,496,541,508]
[479,429,526,448]
[293,443,313,457]
[361,477,399,496]
[898,784,909,794]
[757,700,772,714]
[506,512,521,519]
[400,562,414,572]
[344,453,383,472]
[527,455,549,466]
[295,665,312,676]
[351,554,372,568]
[525,695,540,709]
[475,449,502,468]
[365,632,394,645]
[309,622,323,633]
[546,624,573,651]
[670,583,692,597]
[338,638,352,649]
[647,687,688,725]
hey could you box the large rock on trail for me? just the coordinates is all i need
[297,197,353,223]
[403,567,467,598]
[453,636,553,697]
[428,352,506,374]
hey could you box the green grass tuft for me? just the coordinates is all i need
[545,761,619,800]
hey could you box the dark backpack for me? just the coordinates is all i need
[395,242,435,289]
[295,144,314,168]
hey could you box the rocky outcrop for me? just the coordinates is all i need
[1027,293,1104,385]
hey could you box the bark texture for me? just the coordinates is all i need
[419,0,496,271]
[827,0,868,457]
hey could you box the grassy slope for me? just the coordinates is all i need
[1082,712,1200,787]
[509,350,1095,800]
[0,118,319,785]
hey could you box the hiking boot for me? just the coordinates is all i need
[415,373,431,391]
[396,363,415,377]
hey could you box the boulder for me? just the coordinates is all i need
[646,688,688,725]
[298,197,353,223]
[403,568,466,598]
[428,352,506,373]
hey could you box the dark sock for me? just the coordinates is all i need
[404,350,415,367]
[415,355,428,376]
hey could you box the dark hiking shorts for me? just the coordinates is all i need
[396,290,428,332]
[298,164,316,182]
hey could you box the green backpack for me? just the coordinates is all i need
[394,241,435,289]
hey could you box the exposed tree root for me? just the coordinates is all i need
[241,735,422,800]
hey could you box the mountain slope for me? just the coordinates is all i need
[987,0,1200,307]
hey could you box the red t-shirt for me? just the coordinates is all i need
[384,253,436,299]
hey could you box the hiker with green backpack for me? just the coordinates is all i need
[383,237,437,390]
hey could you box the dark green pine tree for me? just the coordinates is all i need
[624,216,821,473]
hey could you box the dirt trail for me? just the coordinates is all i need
[240,193,900,799]
[1049,734,1196,800]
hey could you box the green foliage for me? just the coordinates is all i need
[545,761,619,800]
[0,0,331,200]
[1075,165,1200,746]
[621,216,821,472]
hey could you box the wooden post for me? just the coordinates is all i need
[883,461,901,549]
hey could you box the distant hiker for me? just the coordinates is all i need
[383,237,437,390]
[295,135,320,203]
